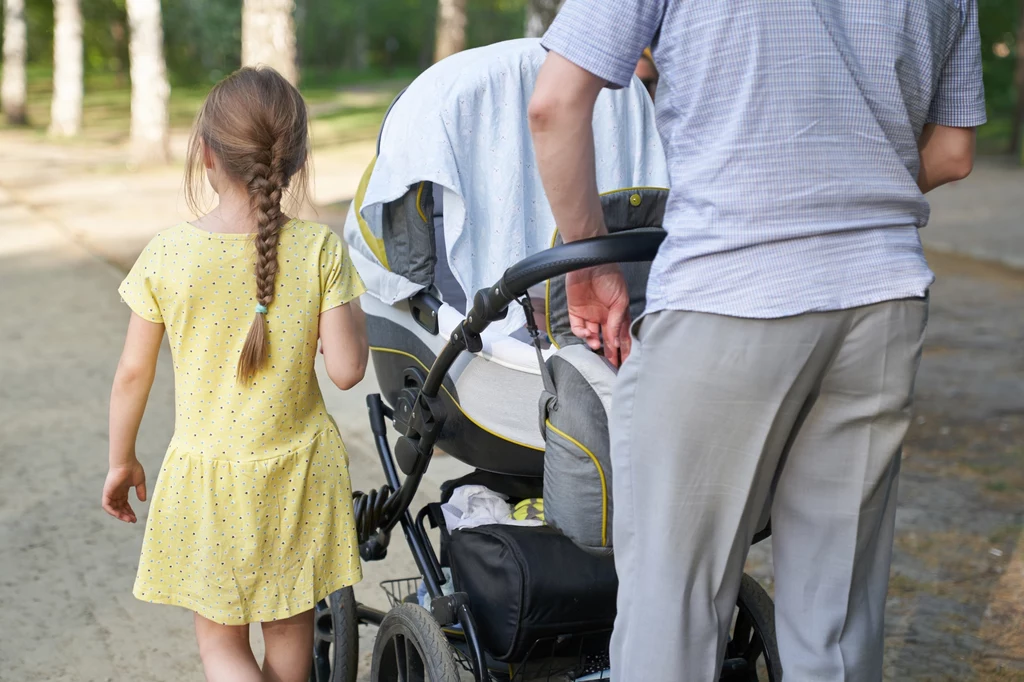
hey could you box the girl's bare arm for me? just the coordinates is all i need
[319,300,369,391]
[103,313,163,523]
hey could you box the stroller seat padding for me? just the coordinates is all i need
[448,524,618,662]
[541,345,616,554]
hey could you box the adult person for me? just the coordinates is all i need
[527,1,984,680]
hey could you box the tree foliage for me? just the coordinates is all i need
[979,0,1021,114]
[0,0,1016,114]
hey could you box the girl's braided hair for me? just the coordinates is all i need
[184,66,310,381]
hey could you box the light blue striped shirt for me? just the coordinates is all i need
[543,0,987,318]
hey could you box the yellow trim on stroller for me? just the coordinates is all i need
[355,157,390,270]
[543,186,669,349]
[369,346,546,453]
[415,182,429,224]
[544,419,609,547]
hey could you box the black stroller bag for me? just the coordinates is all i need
[447,524,618,662]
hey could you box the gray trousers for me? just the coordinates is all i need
[609,299,927,682]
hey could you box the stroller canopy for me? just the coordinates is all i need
[344,38,670,337]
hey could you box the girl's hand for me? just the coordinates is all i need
[107,312,161,523]
[102,462,148,523]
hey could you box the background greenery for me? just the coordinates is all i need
[7,0,529,85]
[0,0,1020,151]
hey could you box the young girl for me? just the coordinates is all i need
[101,66,368,682]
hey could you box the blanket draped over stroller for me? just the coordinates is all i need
[344,38,669,553]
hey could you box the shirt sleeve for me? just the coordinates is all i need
[541,0,667,89]
[320,230,367,313]
[927,0,987,127]
[117,237,164,323]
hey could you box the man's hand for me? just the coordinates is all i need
[102,461,147,523]
[566,264,632,366]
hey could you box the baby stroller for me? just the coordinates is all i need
[312,40,779,682]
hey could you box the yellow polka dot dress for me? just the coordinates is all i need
[118,219,365,625]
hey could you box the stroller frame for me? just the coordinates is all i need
[311,228,782,682]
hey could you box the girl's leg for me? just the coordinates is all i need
[261,609,315,682]
[194,613,262,682]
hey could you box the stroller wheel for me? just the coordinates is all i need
[720,574,783,682]
[371,603,461,682]
[311,587,359,682]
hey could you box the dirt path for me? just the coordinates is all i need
[924,157,1024,270]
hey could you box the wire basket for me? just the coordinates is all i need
[380,577,421,609]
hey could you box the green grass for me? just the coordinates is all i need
[3,66,408,149]
[11,64,1018,163]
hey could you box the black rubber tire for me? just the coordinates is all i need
[311,587,359,682]
[721,574,783,682]
[371,603,461,682]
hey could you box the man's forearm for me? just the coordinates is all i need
[917,123,976,193]
[528,55,607,243]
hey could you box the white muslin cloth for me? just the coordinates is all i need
[441,485,543,531]
[344,38,669,336]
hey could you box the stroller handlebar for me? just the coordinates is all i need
[464,227,666,333]
[501,226,666,296]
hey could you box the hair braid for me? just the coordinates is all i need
[236,140,288,379]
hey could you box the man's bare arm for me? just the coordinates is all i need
[528,52,608,243]
[528,53,633,363]
[918,123,976,193]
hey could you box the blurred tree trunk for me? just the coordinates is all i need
[126,0,170,165]
[525,0,563,38]
[50,0,83,137]
[1,0,28,125]
[433,0,466,63]
[242,0,299,86]
[353,0,369,72]
[1013,0,1024,162]
[419,0,435,69]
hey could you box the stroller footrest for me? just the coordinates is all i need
[430,592,468,627]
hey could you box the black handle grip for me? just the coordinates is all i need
[367,394,391,439]
[500,227,665,297]
[462,228,665,334]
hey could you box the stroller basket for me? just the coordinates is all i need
[380,577,421,609]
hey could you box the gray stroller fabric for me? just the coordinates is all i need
[539,188,668,553]
[540,344,617,555]
[382,183,436,288]
[431,184,468,312]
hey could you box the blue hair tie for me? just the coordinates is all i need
[255,303,269,315]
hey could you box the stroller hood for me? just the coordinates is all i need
[344,38,669,336]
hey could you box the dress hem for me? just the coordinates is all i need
[133,568,363,625]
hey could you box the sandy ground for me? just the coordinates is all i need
[0,130,1022,681]
[926,158,1024,270]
